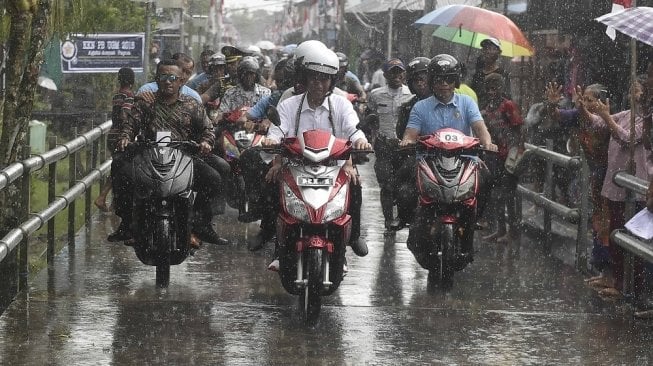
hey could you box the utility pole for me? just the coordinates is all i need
[387,3,393,58]
[421,0,436,55]
[144,1,152,81]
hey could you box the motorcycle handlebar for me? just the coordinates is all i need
[127,138,201,154]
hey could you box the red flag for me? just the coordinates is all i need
[613,0,632,7]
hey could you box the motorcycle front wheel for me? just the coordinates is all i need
[428,223,455,290]
[298,249,322,325]
[155,218,172,288]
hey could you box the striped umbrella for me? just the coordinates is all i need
[596,6,653,47]
[414,5,534,58]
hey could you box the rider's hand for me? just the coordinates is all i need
[199,141,212,155]
[116,137,130,152]
[485,143,499,152]
[352,138,371,150]
[343,163,360,185]
[243,121,255,133]
[137,91,156,105]
[265,163,282,183]
[262,137,278,147]
[399,138,415,147]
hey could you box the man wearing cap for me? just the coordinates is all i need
[471,37,510,107]
[365,58,414,231]
[221,45,249,88]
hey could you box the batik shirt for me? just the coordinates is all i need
[121,93,214,147]
[218,83,271,114]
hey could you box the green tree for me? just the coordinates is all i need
[0,0,145,231]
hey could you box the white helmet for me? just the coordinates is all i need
[301,45,339,75]
[294,40,327,57]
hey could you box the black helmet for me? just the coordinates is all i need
[406,57,430,80]
[406,57,430,94]
[427,54,461,87]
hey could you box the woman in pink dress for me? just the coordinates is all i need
[593,78,653,297]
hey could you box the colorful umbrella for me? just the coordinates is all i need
[596,6,653,47]
[414,5,534,57]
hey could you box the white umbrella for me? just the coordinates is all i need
[256,40,276,51]
[37,76,57,91]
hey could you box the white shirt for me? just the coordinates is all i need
[367,84,413,138]
[267,92,367,143]
[278,85,349,104]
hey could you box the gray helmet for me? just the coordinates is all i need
[335,52,348,67]
[208,52,226,66]
[237,56,260,75]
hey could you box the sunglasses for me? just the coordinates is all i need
[157,74,179,83]
[432,75,458,84]
[306,72,331,82]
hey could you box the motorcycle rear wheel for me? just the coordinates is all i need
[298,249,322,325]
[155,218,172,288]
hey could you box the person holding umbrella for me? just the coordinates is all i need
[591,75,653,298]
[471,37,511,107]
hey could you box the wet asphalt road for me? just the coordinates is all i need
[2,160,653,365]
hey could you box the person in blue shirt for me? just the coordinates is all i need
[400,54,495,148]
[137,53,202,103]
[397,54,497,265]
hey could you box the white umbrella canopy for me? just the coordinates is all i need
[256,40,276,51]
[37,76,57,91]
[596,6,653,46]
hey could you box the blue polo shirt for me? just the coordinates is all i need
[137,82,202,103]
[406,94,483,136]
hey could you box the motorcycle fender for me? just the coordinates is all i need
[330,214,352,245]
[296,235,334,253]
[276,212,299,247]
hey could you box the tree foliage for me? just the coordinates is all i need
[0,0,146,232]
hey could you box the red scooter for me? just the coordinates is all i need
[406,128,489,290]
[268,129,371,323]
[214,108,269,217]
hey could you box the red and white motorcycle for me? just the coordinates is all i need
[214,108,270,217]
[268,129,371,323]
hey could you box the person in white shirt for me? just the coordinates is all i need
[254,40,372,265]
[365,58,414,231]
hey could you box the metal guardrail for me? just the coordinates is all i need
[0,120,112,299]
[516,139,590,270]
[610,171,651,300]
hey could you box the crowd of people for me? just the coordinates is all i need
[96,36,653,310]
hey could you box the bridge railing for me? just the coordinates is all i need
[0,119,112,309]
[609,171,651,300]
[515,139,590,271]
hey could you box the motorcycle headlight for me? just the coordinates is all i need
[283,183,310,221]
[322,184,348,223]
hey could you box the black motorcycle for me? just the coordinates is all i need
[128,138,197,287]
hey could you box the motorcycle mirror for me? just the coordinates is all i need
[356,113,379,135]
[266,106,281,126]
